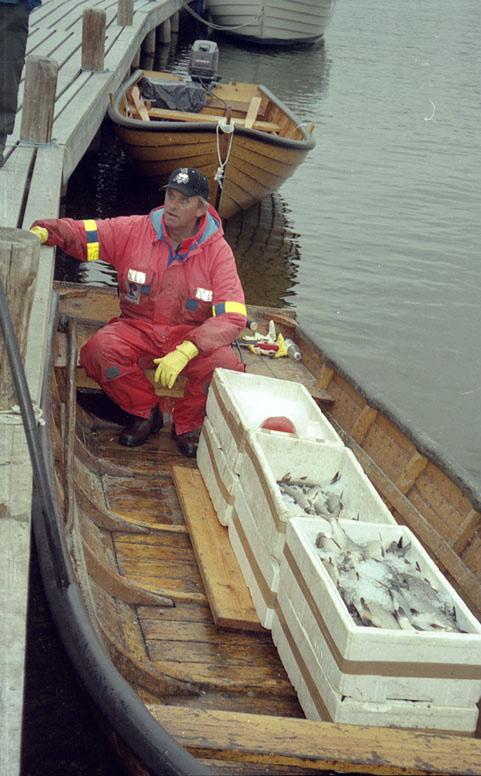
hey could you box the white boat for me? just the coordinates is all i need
[204,0,337,46]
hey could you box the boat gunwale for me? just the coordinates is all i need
[107,69,316,152]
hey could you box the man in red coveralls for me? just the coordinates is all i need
[30,167,247,456]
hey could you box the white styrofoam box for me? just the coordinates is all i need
[271,606,479,733]
[277,563,481,707]
[228,507,279,628]
[228,493,281,628]
[197,417,238,526]
[283,518,481,666]
[206,368,343,473]
[237,432,395,559]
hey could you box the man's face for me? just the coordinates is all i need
[163,188,205,234]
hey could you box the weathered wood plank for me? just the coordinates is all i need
[147,705,481,775]
[172,466,264,631]
[144,106,281,133]
[244,96,262,128]
[0,146,35,227]
[0,229,39,409]
[21,56,58,143]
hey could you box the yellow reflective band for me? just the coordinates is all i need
[212,301,247,317]
[86,242,100,261]
[83,219,100,261]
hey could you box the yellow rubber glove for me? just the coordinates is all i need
[30,226,49,243]
[153,340,199,389]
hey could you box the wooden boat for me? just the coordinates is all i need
[107,67,315,220]
[204,0,337,46]
[33,280,481,775]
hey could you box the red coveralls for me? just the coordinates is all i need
[32,205,247,434]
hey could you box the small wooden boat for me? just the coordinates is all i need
[204,0,337,46]
[108,67,315,220]
[33,280,481,775]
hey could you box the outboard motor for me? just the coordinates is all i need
[188,40,219,84]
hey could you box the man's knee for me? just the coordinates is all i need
[80,330,125,379]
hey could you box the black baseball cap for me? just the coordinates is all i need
[163,167,210,199]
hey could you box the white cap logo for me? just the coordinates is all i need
[174,170,189,184]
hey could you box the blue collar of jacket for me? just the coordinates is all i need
[150,207,221,266]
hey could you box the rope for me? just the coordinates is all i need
[0,403,45,425]
[214,118,235,188]
[183,3,264,32]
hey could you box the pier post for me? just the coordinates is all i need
[117,0,133,26]
[0,229,40,409]
[171,12,180,35]
[131,47,141,70]
[157,18,172,45]
[20,57,58,144]
[81,8,106,71]
[143,29,156,56]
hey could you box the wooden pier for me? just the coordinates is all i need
[0,2,189,774]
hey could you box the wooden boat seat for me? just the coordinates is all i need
[139,106,281,134]
[146,703,481,775]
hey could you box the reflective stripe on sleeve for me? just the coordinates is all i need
[212,301,247,317]
[83,219,100,261]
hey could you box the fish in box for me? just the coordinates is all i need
[236,431,395,559]
[206,369,342,474]
[271,601,480,732]
[273,517,481,731]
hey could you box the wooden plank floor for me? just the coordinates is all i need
[0,0,186,229]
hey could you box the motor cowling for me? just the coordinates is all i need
[188,40,219,83]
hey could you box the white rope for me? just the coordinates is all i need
[0,403,45,426]
[183,3,264,32]
[214,118,235,188]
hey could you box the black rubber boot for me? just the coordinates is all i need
[171,425,202,458]
[118,405,163,447]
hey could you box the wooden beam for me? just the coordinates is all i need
[144,106,280,133]
[244,96,262,128]
[147,704,481,775]
[395,452,428,494]
[172,466,264,632]
[0,229,39,409]
[351,406,378,444]
[131,85,150,121]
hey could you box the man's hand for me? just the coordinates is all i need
[153,340,199,389]
[30,226,49,243]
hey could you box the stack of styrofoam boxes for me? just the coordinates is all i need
[232,430,396,628]
[197,368,343,529]
[272,517,481,733]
